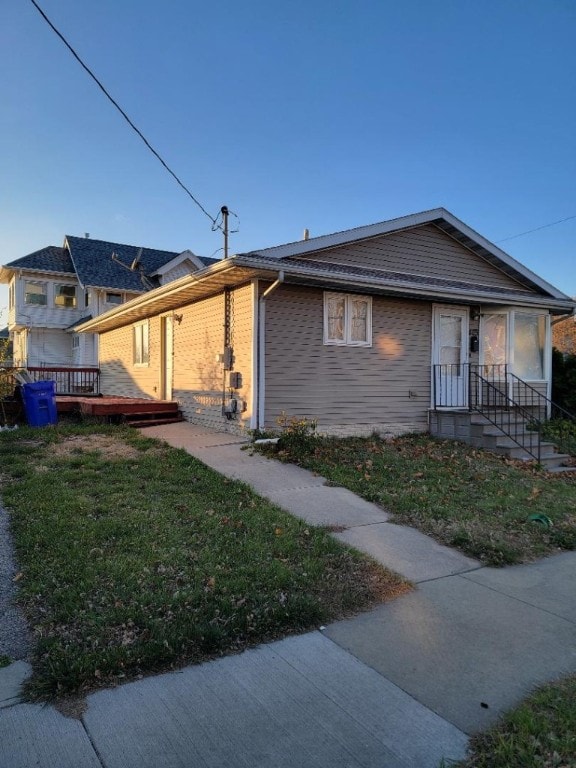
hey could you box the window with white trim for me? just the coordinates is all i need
[324,292,372,346]
[24,281,47,306]
[133,321,149,366]
[481,310,549,381]
[72,335,80,349]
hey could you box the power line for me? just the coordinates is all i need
[28,0,217,226]
[497,214,576,243]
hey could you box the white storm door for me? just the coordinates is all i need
[433,306,469,407]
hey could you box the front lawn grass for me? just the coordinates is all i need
[455,675,576,767]
[263,433,576,566]
[0,425,408,699]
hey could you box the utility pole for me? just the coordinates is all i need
[221,205,229,259]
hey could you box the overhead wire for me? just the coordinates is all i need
[496,214,576,243]
[28,0,217,226]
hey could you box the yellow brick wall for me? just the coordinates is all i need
[553,316,576,355]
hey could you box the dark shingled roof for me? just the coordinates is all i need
[66,236,181,292]
[4,246,74,274]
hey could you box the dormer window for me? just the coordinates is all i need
[24,281,47,306]
[54,285,77,308]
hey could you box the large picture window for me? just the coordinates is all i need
[481,310,548,381]
[514,313,546,380]
[133,322,149,366]
[324,292,372,346]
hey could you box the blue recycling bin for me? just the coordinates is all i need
[22,381,58,427]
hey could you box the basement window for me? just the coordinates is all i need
[324,292,372,347]
[133,321,149,366]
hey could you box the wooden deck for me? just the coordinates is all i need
[56,396,184,426]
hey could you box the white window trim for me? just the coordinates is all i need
[323,292,372,347]
[133,321,150,367]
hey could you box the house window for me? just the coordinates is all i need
[9,281,14,309]
[24,281,47,306]
[133,322,149,366]
[481,310,548,381]
[514,313,546,380]
[72,335,80,349]
[106,292,123,305]
[324,292,372,346]
[85,292,90,308]
[54,284,77,308]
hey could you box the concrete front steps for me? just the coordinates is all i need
[430,410,575,473]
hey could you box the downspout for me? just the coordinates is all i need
[256,271,284,430]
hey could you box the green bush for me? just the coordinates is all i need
[552,348,576,414]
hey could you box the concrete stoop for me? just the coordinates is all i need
[429,410,575,472]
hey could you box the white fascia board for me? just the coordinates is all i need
[0,266,76,282]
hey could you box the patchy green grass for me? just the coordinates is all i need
[455,675,576,767]
[260,434,576,566]
[0,424,408,699]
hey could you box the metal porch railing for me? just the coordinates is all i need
[433,363,576,463]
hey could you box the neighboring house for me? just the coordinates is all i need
[0,237,211,368]
[0,327,12,364]
[552,307,576,355]
[75,208,576,437]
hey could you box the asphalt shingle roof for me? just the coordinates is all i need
[66,236,181,292]
[4,246,75,274]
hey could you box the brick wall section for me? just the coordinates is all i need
[553,315,576,355]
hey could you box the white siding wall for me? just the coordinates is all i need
[27,328,73,367]
[11,273,83,329]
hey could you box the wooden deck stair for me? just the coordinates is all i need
[56,396,184,427]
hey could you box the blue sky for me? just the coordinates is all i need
[1,0,575,323]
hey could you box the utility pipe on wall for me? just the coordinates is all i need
[256,271,284,430]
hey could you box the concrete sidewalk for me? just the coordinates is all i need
[1,421,575,767]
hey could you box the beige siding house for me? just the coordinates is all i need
[76,209,575,437]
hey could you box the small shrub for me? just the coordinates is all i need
[276,412,318,453]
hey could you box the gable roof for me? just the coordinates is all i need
[246,208,568,300]
[1,246,75,276]
[65,236,181,292]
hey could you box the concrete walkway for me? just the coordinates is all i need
[1,421,575,767]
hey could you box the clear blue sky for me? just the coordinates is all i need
[1,0,575,324]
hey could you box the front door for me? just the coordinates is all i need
[433,306,469,407]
